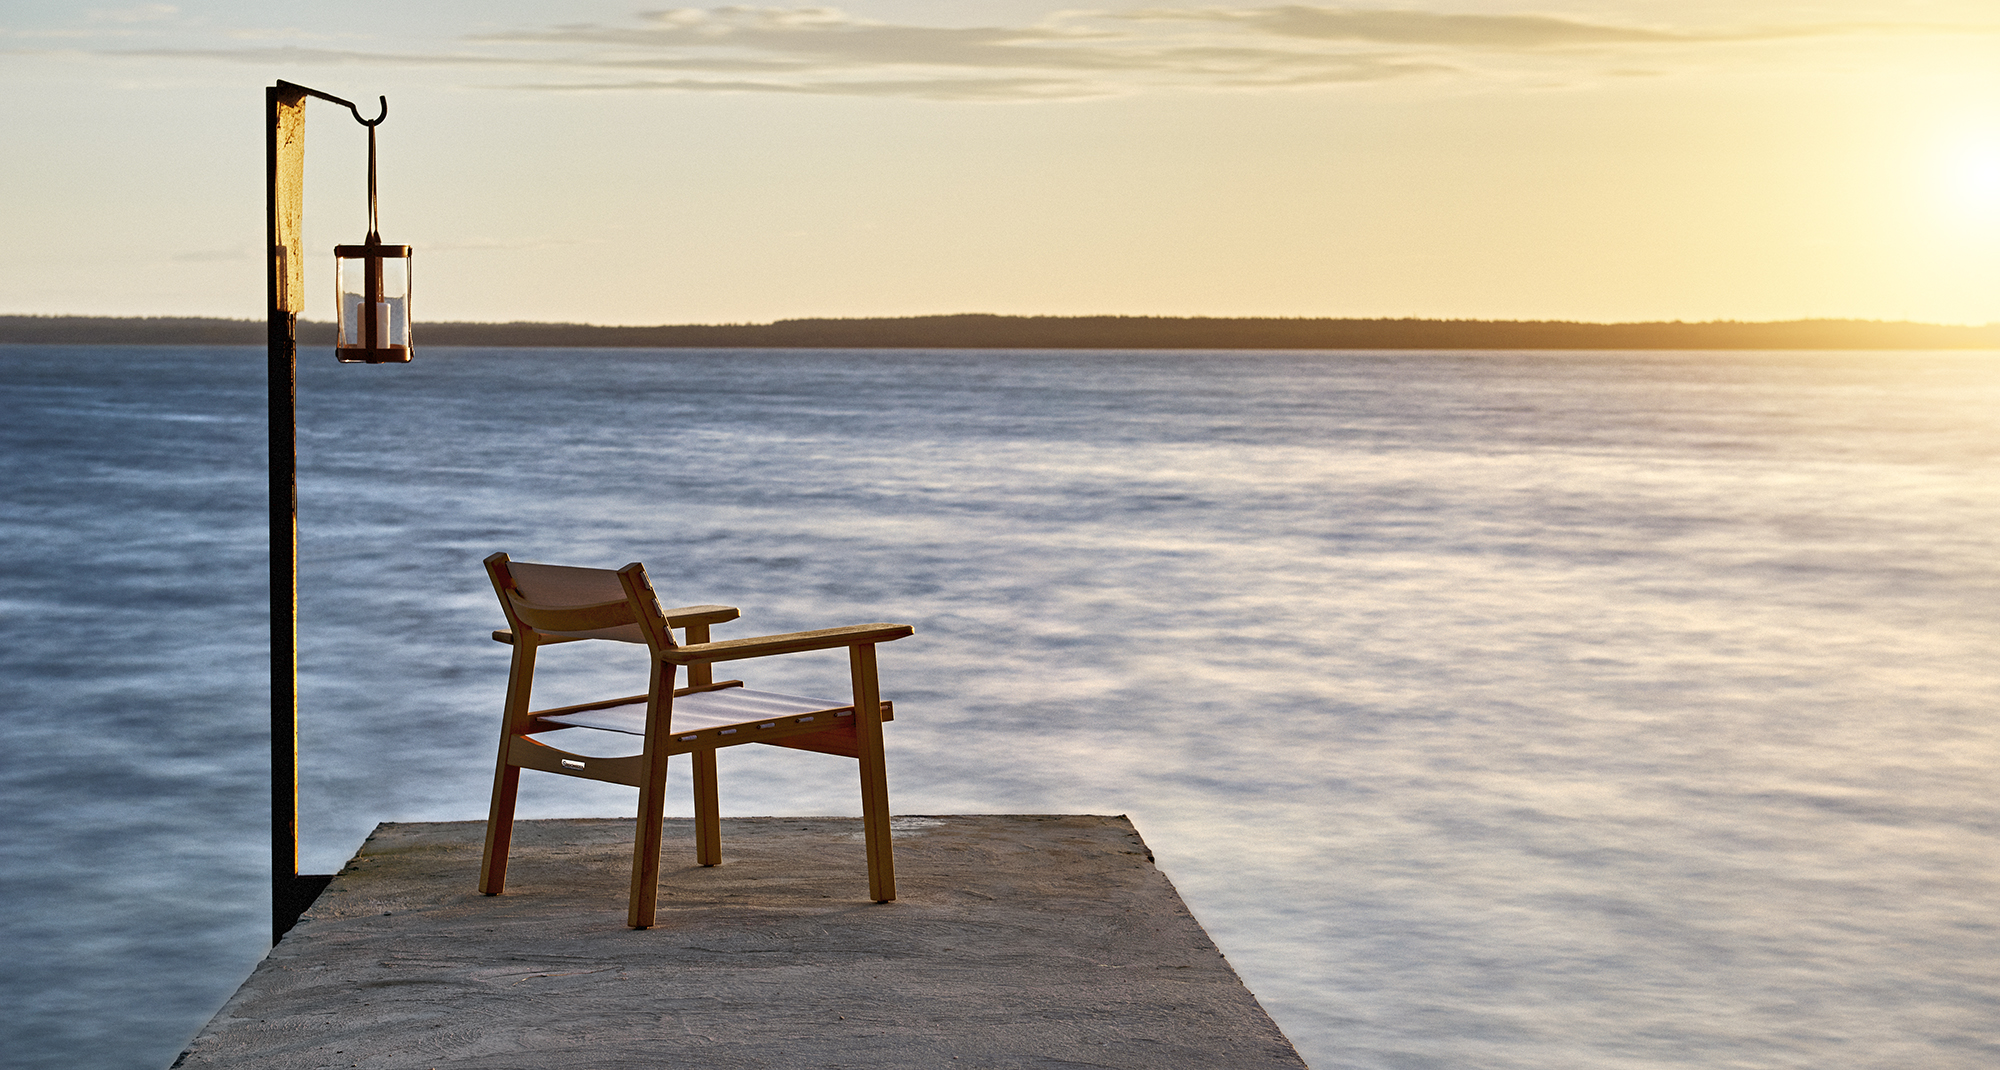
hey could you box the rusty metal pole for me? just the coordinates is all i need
[266,79,390,942]
[266,82,316,945]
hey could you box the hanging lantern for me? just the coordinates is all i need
[334,106,412,363]
[334,241,411,362]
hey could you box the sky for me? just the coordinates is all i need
[4,1,1999,326]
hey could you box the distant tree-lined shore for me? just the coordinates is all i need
[4,313,1997,350]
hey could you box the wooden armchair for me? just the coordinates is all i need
[480,552,914,928]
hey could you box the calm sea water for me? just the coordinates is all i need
[2,344,1996,1070]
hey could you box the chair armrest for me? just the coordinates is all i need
[660,623,914,664]
[661,604,742,629]
[491,604,741,645]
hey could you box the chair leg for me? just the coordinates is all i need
[628,750,669,929]
[693,748,722,867]
[480,762,520,895]
[628,665,674,929]
[482,640,536,896]
[850,643,896,903]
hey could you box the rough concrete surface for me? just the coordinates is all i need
[175,815,1307,1069]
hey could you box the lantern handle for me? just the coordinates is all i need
[275,80,387,128]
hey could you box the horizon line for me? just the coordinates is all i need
[4,312,1997,329]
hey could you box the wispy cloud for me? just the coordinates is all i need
[1129,6,2000,47]
[469,5,1474,97]
[89,4,178,24]
[1119,6,1694,46]
[32,5,2000,102]
[105,45,526,68]
[509,75,1099,101]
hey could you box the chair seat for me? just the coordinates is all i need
[535,687,894,738]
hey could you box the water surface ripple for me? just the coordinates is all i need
[2,345,1996,1069]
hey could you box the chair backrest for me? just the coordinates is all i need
[485,553,674,649]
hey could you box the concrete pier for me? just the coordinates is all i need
[174,815,1307,1069]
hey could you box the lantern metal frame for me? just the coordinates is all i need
[333,241,413,362]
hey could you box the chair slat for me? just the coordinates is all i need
[535,688,894,735]
[505,561,628,605]
[506,594,639,639]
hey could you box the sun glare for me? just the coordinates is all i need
[1942,137,2000,222]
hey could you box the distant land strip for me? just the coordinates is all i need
[4,314,1999,350]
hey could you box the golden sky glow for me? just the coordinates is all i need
[4,1,1999,325]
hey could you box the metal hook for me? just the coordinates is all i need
[354,96,388,128]
[274,80,387,128]
[273,81,390,240]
